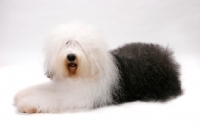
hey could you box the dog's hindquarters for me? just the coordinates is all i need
[110,43,182,104]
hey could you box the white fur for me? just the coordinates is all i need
[14,23,119,113]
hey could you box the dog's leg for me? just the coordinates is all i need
[14,82,61,113]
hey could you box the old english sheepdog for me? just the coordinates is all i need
[14,23,182,113]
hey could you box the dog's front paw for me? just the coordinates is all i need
[15,100,40,114]
[14,89,41,114]
[17,103,38,114]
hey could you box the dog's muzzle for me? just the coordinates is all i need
[67,54,77,67]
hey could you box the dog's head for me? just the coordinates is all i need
[44,23,109,80]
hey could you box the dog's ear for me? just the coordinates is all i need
[45,71,54,79]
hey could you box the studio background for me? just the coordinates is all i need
[0,0,200,132]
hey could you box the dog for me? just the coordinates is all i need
[14,23,182,113]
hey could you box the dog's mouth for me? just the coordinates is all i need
[68,62,77,68]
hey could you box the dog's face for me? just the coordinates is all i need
[44,23,108,80]
[65,40,80,76]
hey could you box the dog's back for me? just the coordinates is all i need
[111,43,182,104]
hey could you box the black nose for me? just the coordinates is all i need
[67,54,76,61]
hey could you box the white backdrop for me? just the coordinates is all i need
[0,0,200,132]
[1,0,200,66]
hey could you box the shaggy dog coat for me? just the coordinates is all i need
[111,43,182,104]
[14,23,182,113]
